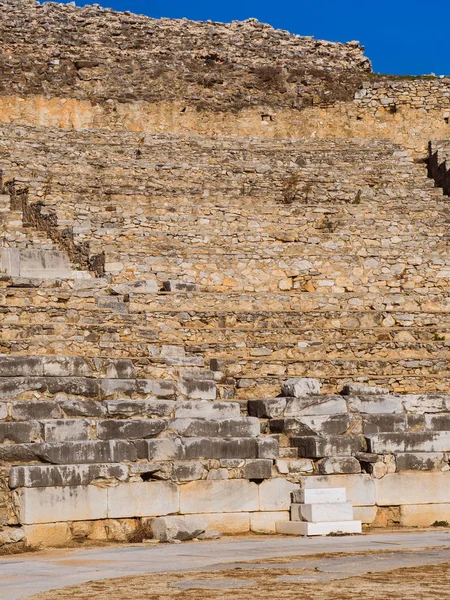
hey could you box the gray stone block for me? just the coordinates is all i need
[178,379,216,400]
[256,437,279,459]
[11,401,62,420]
[46,377,100,397]
[0,377,47,399]
[395,452,446,471]
[183,437,260,460]
[135,438,185,461]
[172,462,205,482]
[96,419,167,440]
[42,356,93,377]
[0,422,39,444]
[367,432,450,453]
[0,402,7,420]
[105,399,175,417]
[174,401,240,419]
[317,456,361,475]
[362,414,407,434]
[297,414,359,436]
[281,378,321,397]
[19,249,71,279]
[292,435,364,458]
[0,248,20,277]
[347,395,404,414]
[0,356,43,377]
[59,399,106,417]
[243,459,273,480]
[163,281,200,292]
[425,413,450,431]
[169,417,260,438]
[269,418,316,436]
[105,359,136,379]
[41,419,90,443]
[99,378,135,398]
[341,383,390,396]
[22,440,137,464]
[9,463,128,488]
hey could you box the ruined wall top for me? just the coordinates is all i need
[0,0,371,110]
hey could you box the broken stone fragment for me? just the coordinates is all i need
[151,516,208,542]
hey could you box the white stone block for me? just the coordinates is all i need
[258,478,299,511]
[250,511,290,534]
[276,520,362,536]
[375,472,450,506]
[180,480,259,514]
[197,512,250,534]
[107,482,179,518]
[15,485,107,524]
[294,487,346,504]
[292,502,354,523]
[300,475,375,507]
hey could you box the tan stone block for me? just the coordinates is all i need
[258,478,299,511]
[107,482,179,518]
[88,521,108,541]
[180,480,259,514]
[190,512,250,534]
[24,522,71,548]
[375,473,450,506]
[400,504,450,527]
[353,506,377,525]
[105,518,138,541]
[251,511,289,534]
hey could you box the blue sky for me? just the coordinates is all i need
[55,0,448,76]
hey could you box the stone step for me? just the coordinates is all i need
[366,431,450,453]
[276,520,362,536]
[292,435,365,458]
[291,501,354,522]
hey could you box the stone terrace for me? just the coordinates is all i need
[1,127,449,397]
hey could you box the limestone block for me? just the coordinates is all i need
[23,522,71,548]
[367,432,450,454]
[112,279,158,294]
[0,378,48,400]
[105,400,175,417]
[402,395,450,414]
[243,459,273,480]
[250,511,289,534]
[169,417,260,438]
[362,414,410,435]
[395,452,446,471]
[341,383,390,396]
[284,396,347,417]
[151,516,207,541]
[300,475,376,506]
[274,414,357,436]
[258,478,299,511]
[347,395,404,414]
[180,480,259,514]
[375,472,450,506]
[277,520,362,536]
[19,249,71,279]
[41,356,93,377]
[178,379,216,400]
[9,463,128,488]
[41,419,90,443]
[293,502,354,523]
[281,378,321,397]
[16,485,108,524]
[400,504,450,527]
[103,519,138,542]
[105,359,136,379]
[181,437,260,460]
[0,356,43,377]
[136,438,184,461]
[174,401,240,418]
[0,403,7,420]
[163,281,199,292]
[35,440,137,464]
[172,462,204,482]
[60,399,106,417]
[107,482,179,518]
[293,435,363,458]
[11,401,62,420]
[96,419,167,440]
[353,505,377,524]
[317,457,361,475]
[0,527,25,545]
[425,413,450,431]
[247,398,287,418]
[291,488,346,504]
[0,422,39,444]
[257,437,279,459]
[0,248,20,277]
[192,512,250,534]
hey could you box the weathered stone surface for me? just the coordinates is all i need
[258,478,298,511]
[347,395,404,414]
[11,440,138,465]
[300,474,376,506]
[172,462,205,482]
[42,356,92,378]
[15,485,108,524]
[250,511,289,534]
[0,527,25,545]
[281,378,321,397]
[0,402,7,420]
[11,401,62,421]
[247,398,287,419]
[105,400,175,417]
[0,356,43,377]
[180,480,259,514]
[375,473,450,505]
[317,456,361,475]
[59,399,105,417]
[178,379,216,400]
[400,504,450,527]
[169,417,260,438]
[96,419,167,440]
[174,402,240,419]
[284,396,347,417]
[367,432,450,453]
[23,523,71,548]
[0,422,39,444]
[395,452,446,471]
[242,459,273,480]
[107,481,179,518]
[136,438,184,461]
[341,383,390,396]
[291,488,346,504]
[9,464,128,488]
[292,435,364,458]
[41,419,90,443]
[151,516,207,541]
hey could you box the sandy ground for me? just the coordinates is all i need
[26,556,450,600]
